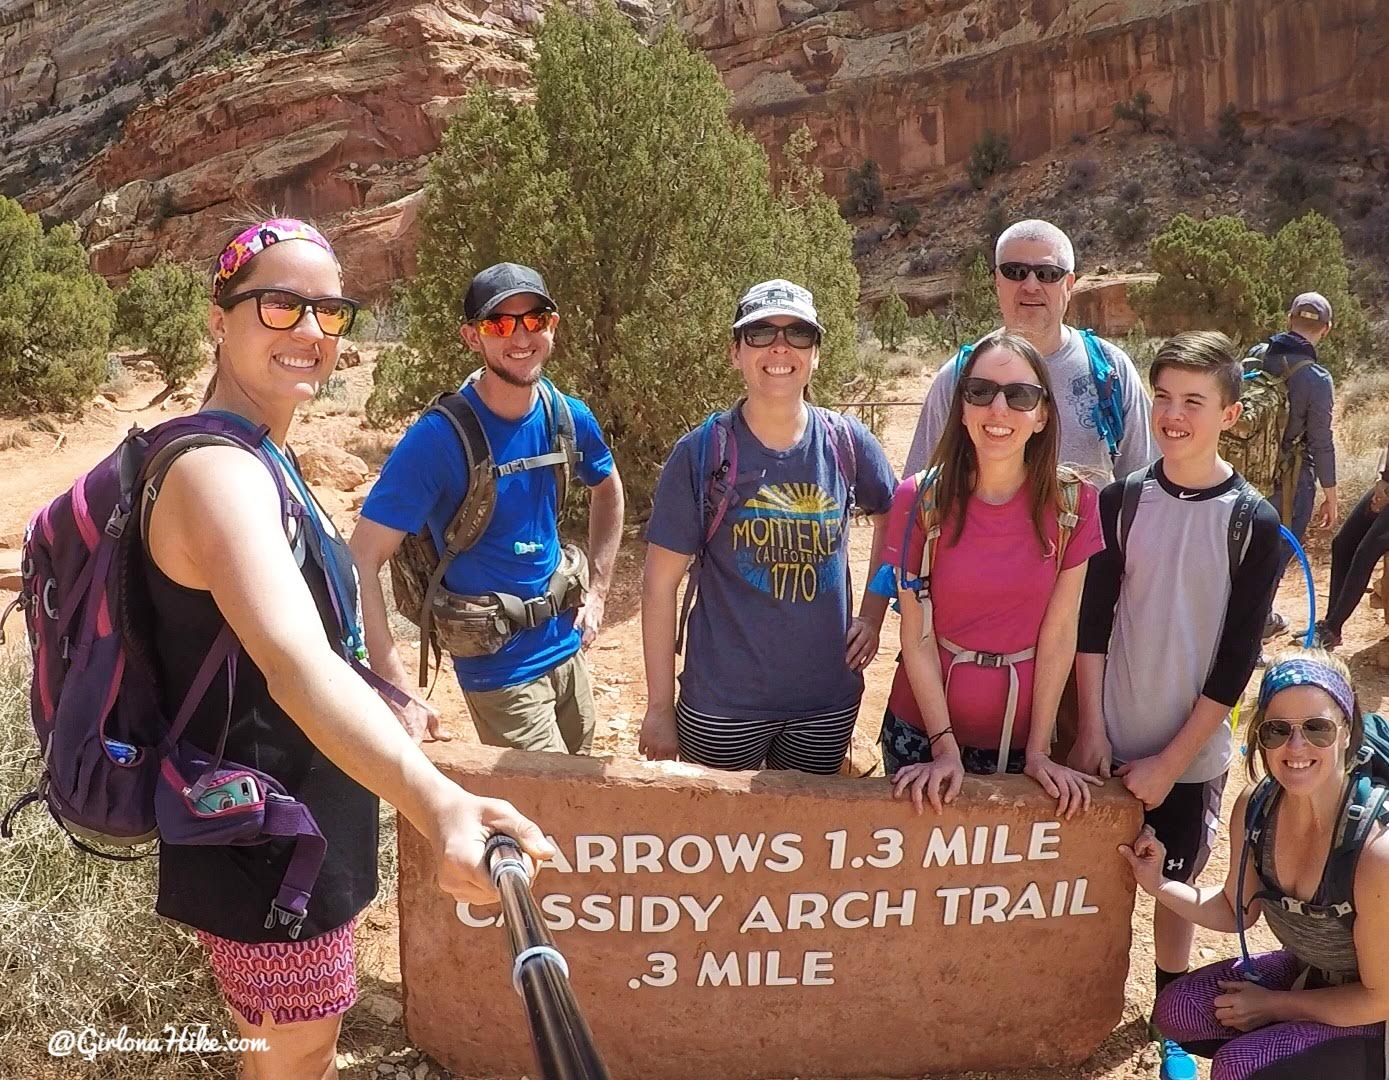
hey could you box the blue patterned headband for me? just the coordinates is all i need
[1257,658,1356,723]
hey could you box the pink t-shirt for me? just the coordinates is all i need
[882,473,1103,751]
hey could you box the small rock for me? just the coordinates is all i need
[367,163,384,176]
[1340,164,1365,183]
[377,1064,394,1076]
[414,1064,430,1080]
[337,343,363,369]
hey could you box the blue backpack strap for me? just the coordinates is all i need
[1321,772,1389,922]
[1080,328,1123,462]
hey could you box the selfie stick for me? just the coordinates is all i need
[484,834,611,1080]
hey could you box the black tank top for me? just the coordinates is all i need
[142,450,378,942]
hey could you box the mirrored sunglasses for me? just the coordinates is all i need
[218,288,359,337]
[475,310,558,337]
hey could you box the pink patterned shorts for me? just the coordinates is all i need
[195,919,358,1026]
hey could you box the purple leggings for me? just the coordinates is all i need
[1154,951,1386,1080]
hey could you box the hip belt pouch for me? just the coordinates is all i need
[155,744,326,938]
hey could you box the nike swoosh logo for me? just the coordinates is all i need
[1177,490,1201,499]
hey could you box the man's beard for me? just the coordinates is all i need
[484,353,544,387]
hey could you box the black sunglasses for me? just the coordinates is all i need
[960,376,1049,411]
[739,321,820,349]
[217,288,360,337]
[997,262,1070,285]
[1257,716,1341,750]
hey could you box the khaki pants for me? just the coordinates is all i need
[461,652,597,755]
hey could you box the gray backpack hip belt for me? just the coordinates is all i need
[425,542,588,659]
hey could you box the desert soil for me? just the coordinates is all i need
[1,352,1383,1080]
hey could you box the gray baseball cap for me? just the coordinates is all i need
[464,262,555,321]
[1289,291,1332,324]
[732,279,825,334]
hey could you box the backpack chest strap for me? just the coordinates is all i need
[495,448,582,477]
[936,636,1037,772]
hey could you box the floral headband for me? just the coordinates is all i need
[212,218,335,299]
[1257,658,1356,724]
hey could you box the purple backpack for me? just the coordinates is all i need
[0,414,369,938]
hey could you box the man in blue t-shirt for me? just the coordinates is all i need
[350,263,624,754]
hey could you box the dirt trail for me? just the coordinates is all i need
[2,356,1385,1080]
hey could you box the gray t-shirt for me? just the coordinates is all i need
[903,326,1156,481]
[647,408,895,719]
[1078,464,1283,783]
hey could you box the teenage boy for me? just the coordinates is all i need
[1072,331,1282,1070]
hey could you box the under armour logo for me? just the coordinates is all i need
[1166,857,1185,872]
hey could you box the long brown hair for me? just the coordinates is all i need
[927,332,1073,552]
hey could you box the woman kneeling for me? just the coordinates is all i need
[1123,649,1388,1080]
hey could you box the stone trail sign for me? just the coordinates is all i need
[399,745,1143,1078]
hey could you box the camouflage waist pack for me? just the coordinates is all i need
[391,538,588,659]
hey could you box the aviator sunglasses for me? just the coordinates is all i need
[1256,716,1341,750]
[474,309,558,337]
[960,376,1048,411]
[739,321,820,349]
[217,289,359,337]
[997,262,1070,285]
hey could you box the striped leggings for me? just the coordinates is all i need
[1154,951,1386,1080]
[675,699,859,774]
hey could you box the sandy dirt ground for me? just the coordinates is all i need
[1,354,1384,1079]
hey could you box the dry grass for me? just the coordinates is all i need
[0,646,235,1078]
[0,645,403,1078]
[1333,369,1389,497]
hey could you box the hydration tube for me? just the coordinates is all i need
[1280,523,1317,648]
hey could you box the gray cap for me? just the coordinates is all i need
[1289,291,1332,324]
[464,262,555,321]
[733,279,824,334]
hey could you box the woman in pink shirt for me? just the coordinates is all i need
[878,333,1105,818]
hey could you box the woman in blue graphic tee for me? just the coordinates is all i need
[640,279,896,774]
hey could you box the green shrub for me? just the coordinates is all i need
[1113,89,1157,133]
[0,198,114,412]
[1107,203,1150,244]
[889,201,921,232]
[873,290,909,350]
[845,160,884,217]
[967,130,1011,189]
[115,257,208,388]
[1132,211,1370,376]
[1267,162,1334,226]
[368,2,868,510]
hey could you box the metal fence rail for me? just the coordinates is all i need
[485,835,611,1080]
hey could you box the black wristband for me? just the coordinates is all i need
[928,726,954,747]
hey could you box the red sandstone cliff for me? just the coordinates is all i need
[683,0,1389,194]
[2,0,1386,295]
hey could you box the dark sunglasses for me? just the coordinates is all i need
[218,289,359,337]
[739,321,820,349]
[474,309,558,338]
[997,262,1070,285]
[960,376,1048,411]
[1257,716,1341,750]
